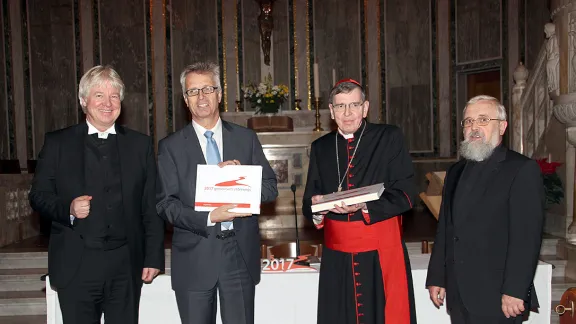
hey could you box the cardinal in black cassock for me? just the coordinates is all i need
[302,79,417,324]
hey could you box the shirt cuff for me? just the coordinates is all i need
[207,211,216,226]
[312,214,324,229]
[361,208,371,224]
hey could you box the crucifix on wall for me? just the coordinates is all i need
[257,0,275,66]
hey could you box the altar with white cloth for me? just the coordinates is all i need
[46,254,552,324]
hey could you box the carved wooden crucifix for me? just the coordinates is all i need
[257,0,275,66]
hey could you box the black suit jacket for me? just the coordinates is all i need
[156,120,278,291]
[29,123,165,288]
[426,145,544,316]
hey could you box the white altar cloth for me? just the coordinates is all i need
[46,254,552,324]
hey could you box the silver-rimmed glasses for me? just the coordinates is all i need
[185,86,219,97]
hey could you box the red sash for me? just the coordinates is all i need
[324,216,410,324]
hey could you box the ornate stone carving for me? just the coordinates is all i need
[553,93,576,130]
[553,93,576,234]
[551,0,576,19]
[569,13,576,93]
[512,62,529,154]
[513,62,529,86]
[546,23,560,95]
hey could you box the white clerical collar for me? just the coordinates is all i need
[86,120,116,139]
[338,128,355,139]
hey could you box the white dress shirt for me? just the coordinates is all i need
[87,120,116,138]
[191,118,232,229]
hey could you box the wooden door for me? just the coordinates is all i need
[556,288,576,324]
[466,70,501,101]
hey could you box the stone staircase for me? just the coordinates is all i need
[542,236,575,324]
[0,252,48,323]
[0,237,571,323]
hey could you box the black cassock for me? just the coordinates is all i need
[303,120,417,324]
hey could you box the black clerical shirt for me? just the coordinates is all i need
[452,157,491,226]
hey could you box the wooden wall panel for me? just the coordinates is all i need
[99,0,148,134]
[28,0,77,155]
[242,0,261,104]
[0,2,8,159]
[314,0,361,101]
[456,0,501,63]
[525,0,550,70]
[169,0,218,131]
[386,0,432,152]
[272,0,291,110]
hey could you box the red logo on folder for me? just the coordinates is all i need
[214,176,251,188]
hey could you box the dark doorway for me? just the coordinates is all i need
[464,69,507,145]
[466,70,501,101]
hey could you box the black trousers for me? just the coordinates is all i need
[175,237,255,324]
[448,279,524,324]
[57,245,139,324]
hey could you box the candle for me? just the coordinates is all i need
[332,68,336,86]
[549,153,552,162]
[314,63,320,98]
[294,76,298,96]
[236,74,241,100]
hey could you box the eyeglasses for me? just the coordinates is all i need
[185,86,219,97]
[460,116,504,127]
[331,102,364,111]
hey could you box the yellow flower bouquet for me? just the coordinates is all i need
[241,74,289,115]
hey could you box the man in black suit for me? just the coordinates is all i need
[426,95,545,324]
[29,65,165,324]
[156,61,278,324]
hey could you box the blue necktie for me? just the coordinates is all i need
[204,131,232,230]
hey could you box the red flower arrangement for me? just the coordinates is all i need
[536,158,564,208]
[536,159,562,175]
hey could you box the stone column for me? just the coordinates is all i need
[553,96,576,240]
[550,0,573,95]
[552,0,576,241]
[512,62,528,154]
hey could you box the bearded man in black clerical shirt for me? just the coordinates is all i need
[426,95,544,324]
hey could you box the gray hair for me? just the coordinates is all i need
[463,95,507,120]
[78,65,125,110]
[328,81,366,105]
[180,62,221,94]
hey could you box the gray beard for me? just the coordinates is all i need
[459,139,497,161]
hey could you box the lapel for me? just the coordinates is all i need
[446,160,465,225]
[68,123,88,195]
[220,120,243,230]
[456,145,507,225]
[114,124,133,216]
[222,120,234,162]
[183,123,207,164]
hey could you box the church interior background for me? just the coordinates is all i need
[0,0,575,322]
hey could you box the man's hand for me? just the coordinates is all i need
[311,195,329,215]
[209,204,252,223]
[502,294,525,318]
[427,286,446,308]
[329,201,366,214]
[218,159,241,167]
[70,195,92,219]
[142,267,160,283]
